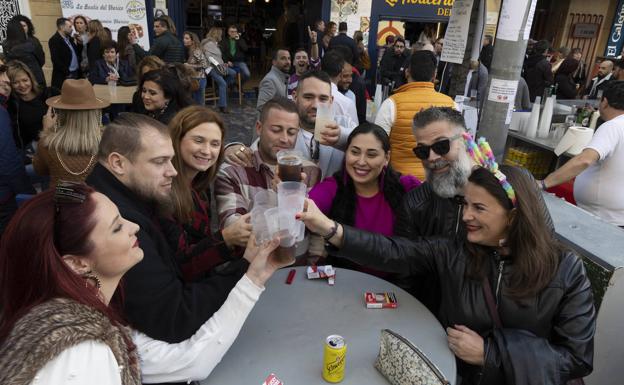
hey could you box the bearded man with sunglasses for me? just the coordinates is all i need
[392,107,552,313]
[375,51,455,181]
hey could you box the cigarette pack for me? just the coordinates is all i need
[262,373,283,385]
[307,265,336,286]
[365,292,398,309]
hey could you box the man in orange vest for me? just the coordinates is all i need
[375,51,455,180]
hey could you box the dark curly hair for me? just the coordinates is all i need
[328,123,406,227]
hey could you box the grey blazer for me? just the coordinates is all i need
[256,66,289,112]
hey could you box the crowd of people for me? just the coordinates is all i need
[3,11,623,385]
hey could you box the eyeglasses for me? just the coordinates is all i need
[412,134,461,160]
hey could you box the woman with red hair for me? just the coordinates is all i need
[0,182,288,383]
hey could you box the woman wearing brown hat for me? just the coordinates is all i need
[32,79,109,187]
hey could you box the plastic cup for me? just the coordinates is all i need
[277,150,303,182]
[252,190,277,209]
[277,182,306,214]
[251,206,272,245]
[108,80,117,97]
[263,207,296,264]
[314,103,334,141]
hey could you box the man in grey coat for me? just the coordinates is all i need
[256,48,291,112]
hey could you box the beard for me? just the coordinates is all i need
[128,173,174,214]
[426,150,472,198]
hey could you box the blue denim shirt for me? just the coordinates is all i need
[63,35,79,72]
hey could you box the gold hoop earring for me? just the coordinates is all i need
[83,271,102,289]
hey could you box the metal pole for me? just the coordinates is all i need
[477,0,538,161]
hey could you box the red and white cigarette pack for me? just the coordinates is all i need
[262,373,284,385]
[306,265,336,285]
[365,292,398,309]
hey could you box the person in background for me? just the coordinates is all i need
[308,123,420,277]
[434,37,444,65]
[0,63,34,236]
[135,68,192,125]
[183,31,208,106]
[554,58,580,100]
[85,20,110,74]
[33,79,108,187]
[377,35,395,67]
[612,59,624,81]
[523,39,553,102]
[570,48,587,90]
[584,60,614,99]
[133,17,185,64]
[352,31,370,75]
[88,40,135,86]
[72,15,89,73]
[375,51,455,180]
[551,46,570,74]
[6,60,59,162]
[466,60,489,108]
[117,26,139,70]
[166,106,252,281]
[256,48,291,113]
[379,36,409,89]
[0,182,291,384]
[322,21,337,52]
[10,15,45,81]
[131,55,165,113]
[201,27,237,114]
[288,27,320,98]
[321,51,358,125]
[540,81,624,227]
[2,19,46,88]
[331,45,368,124]
[221,24,250,86]
[314,20,326,57]
[479,34,494,71]
[48,18,82,95]
[299,159,595,385]
[328,22,359,69]
[514,76,531,110]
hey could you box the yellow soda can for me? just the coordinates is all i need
[322,334,346,382]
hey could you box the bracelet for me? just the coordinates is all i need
[323,221,338,241]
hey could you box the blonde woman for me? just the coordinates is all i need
[183,31,208,105]
[86,19,110,72]
[201,27,236,113]
[33,79,109,186]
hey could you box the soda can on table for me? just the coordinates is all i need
[322,334,346,383]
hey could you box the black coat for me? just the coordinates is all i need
[335,228,595,385]
[86,164,249,343]
[555,73,578,100]
[88,58,136,86]
[328,32,360,67]
[48,32,83,90]
[134,31,185,64]
[3,40,46,87]
[523,53,553,102]
[220,37,248,63]
[379,49,409,89]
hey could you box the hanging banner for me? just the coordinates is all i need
[605,0,624,58]
[440,0,474,64]
[59,0,150,50]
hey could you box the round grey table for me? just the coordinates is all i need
[202,267,456,384]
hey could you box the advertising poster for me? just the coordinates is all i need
[59,0,150,50]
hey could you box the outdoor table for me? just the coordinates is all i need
[92,84,135,105]
[202,267,456,385]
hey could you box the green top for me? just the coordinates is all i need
[229,39,236,58]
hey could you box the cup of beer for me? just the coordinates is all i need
[277,150,303,182]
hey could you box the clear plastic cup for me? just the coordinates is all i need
[252,190,277,209]
[108,80,117,97]
[277,182,306,214]
[314,103,334,141]
[251,206,271,245]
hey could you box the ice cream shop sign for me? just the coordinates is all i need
[383,0,455,17]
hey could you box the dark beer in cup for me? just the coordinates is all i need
[277,150,303,182]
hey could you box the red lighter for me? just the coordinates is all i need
[286,269,296,284]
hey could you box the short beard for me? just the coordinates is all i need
[128,174,174,215]
[426,150,472,198]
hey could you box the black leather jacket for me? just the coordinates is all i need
[335,229,595,385]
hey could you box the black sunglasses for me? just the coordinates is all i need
[412,134,461,160]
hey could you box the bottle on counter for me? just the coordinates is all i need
[576,103,592,127]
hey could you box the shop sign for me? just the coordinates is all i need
[379,0,454,19]
[605,0,624,57]
[572,23,599,39]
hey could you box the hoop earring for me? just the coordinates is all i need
[83,271,102,289]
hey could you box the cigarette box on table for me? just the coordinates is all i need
[365,292,398,309]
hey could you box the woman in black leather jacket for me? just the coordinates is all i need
[298,165,595,385]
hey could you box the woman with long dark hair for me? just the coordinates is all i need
[555,58,580,99]
[86,19,110,73]
[299,136,596,385]
[135,68,192,124]
[166,106,252,281]
[0,182,290,383]
[1,19,46,87]
[117,26,138,69]
[308,122,420,276]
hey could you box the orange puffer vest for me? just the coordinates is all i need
[388,82,455,180]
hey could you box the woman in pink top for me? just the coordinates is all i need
[308,123,420,277]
